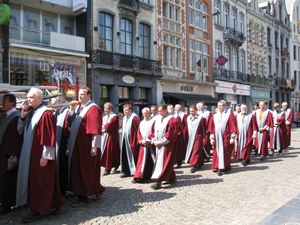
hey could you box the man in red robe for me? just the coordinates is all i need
[149,104,178,189]
[281,102,294,148]
[17,88,64,223]
[197,101,213,162]
[174,104,188,168]
[269,102,287,155]
[236,104,258,166]
[184,105,206,173]
[254,101,274,161]
[0,94,22,215]
[208,100,237,176]
[132,107,155,183]
[101,102,120,175]
[55,105,70,196]
[120,104,140,178]
[67,87,104,208]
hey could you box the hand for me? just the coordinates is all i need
[20,107,32,119]
[40,158,48,167]
[153,141,163,147]
[230,138,235,144]
[252,135,256,139]
[90,148,97,157]
[66,150,69,156]
[69,101,79,111]
[7,163,14,171]
[210,139,214,146]
[259,128,265,132]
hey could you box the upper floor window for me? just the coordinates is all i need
[274,32,278,48]
[232,10,237,30]
[214,0,221,25]
[99,12,113,51]
[267,27,271,45]
[120,19,132,55]
[189,0,207,30]
[163,1,180,22]
[140,0,150,3]
[215,41,222,58]
[224,5,229,27]
[139,23,150,59]
[239,13,244,33]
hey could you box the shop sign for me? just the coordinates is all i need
[122,75,135,84]
[73,0,87,12]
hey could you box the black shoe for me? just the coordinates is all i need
[212,169,218,172]
[254,150,259,156]
[103,169,111,176]
[190,166,197,173]
[278,150,282,155]
[268,150,274,156]
[131,178,143,184]
[260,156,266,161]
[241,160,247,166]
[0,206,12,215]
[120,173,130,178]
[176,161,182,168]
[93,187,105,201]
[22,210,41,223]
[150,181,162,190]
[114,166,119,172]
[217,169,223,176]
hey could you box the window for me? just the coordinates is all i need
[214,0,221,25]
[120,19,132,54]
[240,50,245,73]
[190,40,208,73]
[267,27,271,45]
[233,48,237,71]
[232,10,237,30]
[274,32,278,48]
[224,5,229,27]
[139,23,150,59]
[189,1,207,30]
[294,45,297,60]
[99,85,109,107]
[164,1,179,21]
[164,33,181,69]
[141,0,150,3]
[268,56,272,75]
[255,24,259,44]
[215,41,221,57]
[139,88,147,99]
[239,13,244,33]
[163,46,168,66]
[224,45,229,70]
[118,87,129,98]
[99,12,113,51]
[275,59,278,75]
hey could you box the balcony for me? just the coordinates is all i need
[9,26,85,52]
[118,0,140,14]
[213,67,250,83]
[92,50,162,76]
[250,74,268,86]
[223,27,245,46]
[274,76,286,87]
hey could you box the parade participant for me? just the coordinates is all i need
[118,112,124,152]
[17,88,64,223]
[0,94,22,215]
[120,104,140,178]
[101,102,120,175]
[150,105,159,117]
[55,105,70,196]
[184,105,206,173]
[197,101,213,161]
[234,104,241,116]
[132,107,155,183]
[281,102,294,148]
[67,87,104,208]
[269,103,287,156]
[149,104,178,189]
[254,101,273,161]
[174,104,188,168]
[167,104,175,115]
[208,100,237,176]
[236,104,258,166]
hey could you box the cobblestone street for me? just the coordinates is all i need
[1,128,300,225]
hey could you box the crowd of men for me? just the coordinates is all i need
[0,86,294,223]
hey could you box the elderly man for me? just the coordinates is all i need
[132,107,155,183]
[149,104,178,189]
[17,88,64,223]
[236,104,258,166]
[254,101,273,161]
[67,87,104,207]
[281,102,294,149]
[0,94,22,215]
[101,102,120,175]
[120,104,140,178]
[185,105,206,173]
[208,100,237,176]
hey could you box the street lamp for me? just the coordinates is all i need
[213,11,221,16]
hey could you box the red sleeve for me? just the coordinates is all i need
[276,113,286,125]
[86,106,102,135]
[39,110,56,147]
[164,117,178,142]
[251,114,258,131]
[104,116,119,134]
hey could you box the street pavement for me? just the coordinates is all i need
[1,128,300,225]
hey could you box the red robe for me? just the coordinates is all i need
[70,105,103,196]
[29,110,64,214]
[208,110,237,170]
[149,116,178,181]
[185,115,206,167]
[0,115,22,208]
[236,113,258,161]
[269,111,287,150]
[101,114,120,171]
[254,110,274,156]
[174,113,188,162]
[284,108,294,147]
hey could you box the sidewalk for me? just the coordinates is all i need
[1,128,300,225]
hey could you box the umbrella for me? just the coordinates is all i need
[116,100,156,106]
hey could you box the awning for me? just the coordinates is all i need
[164,92,219,106]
